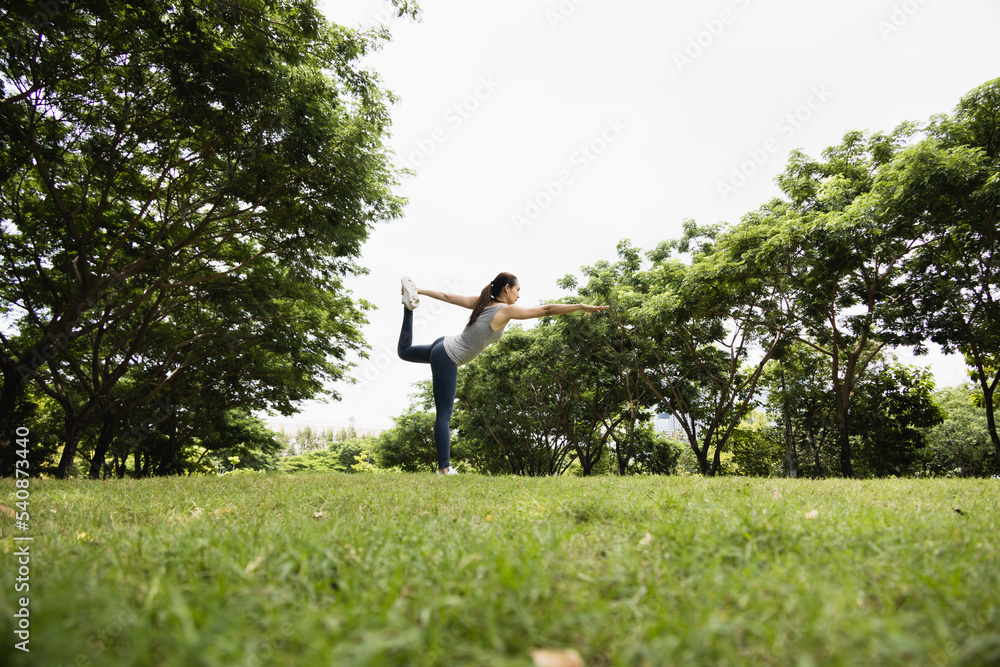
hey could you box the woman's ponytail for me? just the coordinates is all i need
[467,272,517,326]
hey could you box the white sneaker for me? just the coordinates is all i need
[401,276,420,310]
[436,467,458,475]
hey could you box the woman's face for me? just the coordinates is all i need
[503,281,521,304]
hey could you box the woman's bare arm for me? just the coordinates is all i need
[491,303,608,329]
[417,288,479,310]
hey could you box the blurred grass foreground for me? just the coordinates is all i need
[2,473,999,666]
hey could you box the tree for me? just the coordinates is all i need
[849,363,943,477]
[629,423,683,475]
[728,410,785,477]
[578,234,782,476]
[725,126,921,477]
[375,382,448,473]
[0,0,407,475]
[760,342,944,478]
[920,385,997,477]
[759,341,840,477]
[455,327,578,476]
[184,408,284,475]
[376,410,439,472]
[529,310,643,475]
[453,297,658,477]
[880,78,1000,463]
[562,241,674,475]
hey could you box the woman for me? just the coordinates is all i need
[397,272,608,475]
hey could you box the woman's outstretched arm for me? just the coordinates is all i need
[417,288,479,310]
[492,303,608,328]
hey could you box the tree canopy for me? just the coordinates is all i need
[1,0,406,476]
[2,3,996,481]
[447,77,1000,479]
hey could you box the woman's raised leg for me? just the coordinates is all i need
[397,307,435,363]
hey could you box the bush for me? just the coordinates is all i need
[730,426,785,477]
[278,448,344,473]
[375,411,439,472]
[633,431,684,475]
[918,385,998,477]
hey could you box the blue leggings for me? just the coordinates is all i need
[397,307,458,469]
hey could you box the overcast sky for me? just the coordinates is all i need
[279,0,1000,433]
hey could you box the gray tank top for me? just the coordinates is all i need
[443,304,507,366]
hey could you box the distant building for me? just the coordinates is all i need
[654,412,680,435]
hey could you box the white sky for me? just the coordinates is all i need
[280,0,1000,432]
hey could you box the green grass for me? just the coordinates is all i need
[2,473,999,666]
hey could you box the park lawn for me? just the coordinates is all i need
[2,473,999,667]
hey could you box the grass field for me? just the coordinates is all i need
[2,472,999,666]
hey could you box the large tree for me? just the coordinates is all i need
[456,327,579,476]
[0,0,408,475]
[879,78,1000,462]
[576,235,783,476]
[723,127,921,477]
[560,241,671,475]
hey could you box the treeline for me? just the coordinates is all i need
[436,77,999,478]
[2,0,997,479]
[279,377,994,479]
[0,1,408,477]
[358,71,1000,479]
[394,78,998,479]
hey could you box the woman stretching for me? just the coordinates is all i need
[398,272,608,475]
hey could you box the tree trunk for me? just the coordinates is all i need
[616,410,638,475]
[155,411,179,475]
[975,368,1000,464]
[983,393,1000,465]
[693,443,712,475]
[781,370,797,478]
[0,367,26,476]
[710,439,724,476]
[56,422,85,479]
[89,415,116,479]
[835,394,855,478]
